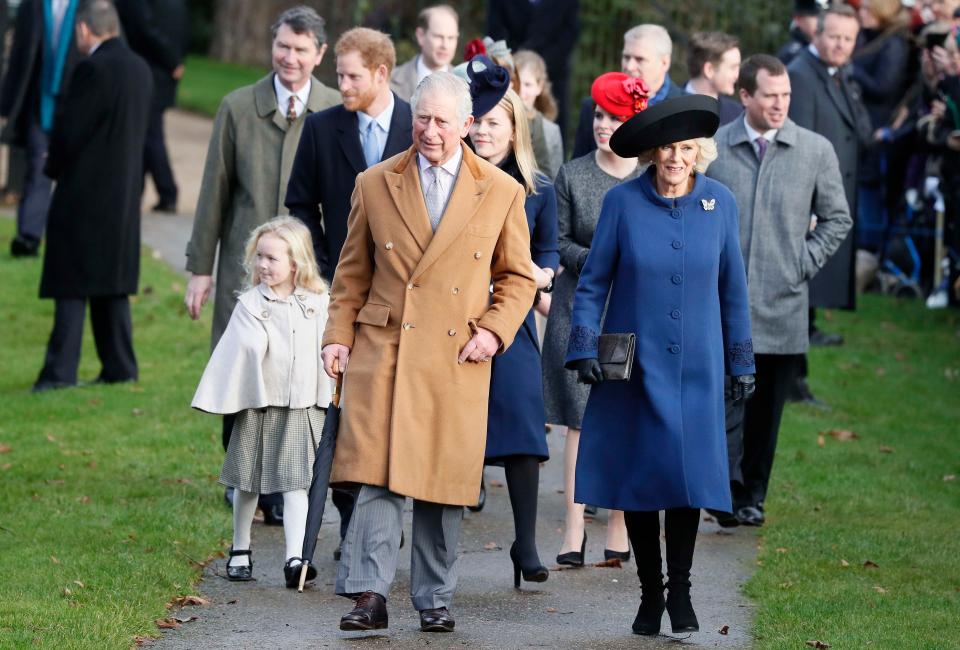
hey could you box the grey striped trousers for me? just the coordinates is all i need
[335,484,463,610]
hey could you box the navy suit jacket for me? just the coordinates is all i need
[285,94,413,279]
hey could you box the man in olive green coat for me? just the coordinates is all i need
[184,6,339,346]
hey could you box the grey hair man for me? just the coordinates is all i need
[390,4,460,101]
[571,23,687,157]
[322,71,536,634]
[706,54,852,528]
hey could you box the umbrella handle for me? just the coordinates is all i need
[297,561,310,593]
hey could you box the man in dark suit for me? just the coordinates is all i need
[778,0,824,65]
[34,0,151,392]
[788,3,872,401]
[286,27,413,281]
[486,0,580,152]
[115,0,187,213]
[571,24,686,158]
[0,0,81,257]
[684,31,743,125]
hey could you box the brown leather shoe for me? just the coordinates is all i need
[419,606,455,632]
[340,591,388,631]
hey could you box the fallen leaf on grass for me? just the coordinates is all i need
[817,435,825,448]
[863,560,879,569]
[483,542,501,551]
[73,581,85,588]
[840,559,850,567]
[719,624,730,635]
[46,434,57,442]
[155,618,180,630]
[0,443,10,454]
[78,495,91,504]
[778,581,793,589]
[87,460,98,469]
[61,587,72,596]
[488,479,504,488]
[132,408,145,417]
[170,595,209,607]
[50,556,60,564]
[46,479,65,486]
[776,547,788,554]
[879,445,894,454]
[805,641,831,649]
[1,463,11,471]
[825,429,859,441]
[134,635,154,646]
[943,474,956,482]
[894,352,907,361]
[874,585,888,594]
[593,558,622,568]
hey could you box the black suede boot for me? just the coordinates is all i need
[664,507,700,633]
[624,510,665,635]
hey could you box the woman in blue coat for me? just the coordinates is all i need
[466,57,559,587]
[565,96,755,636]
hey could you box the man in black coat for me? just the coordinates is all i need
[115,0,187,213]
[683,31,744,126]
[486,0,579,151]
[571,23,686,158]
[778,0,824,65]
[34,0,151,392]
[286,27,413,281]
[0,0,81,257]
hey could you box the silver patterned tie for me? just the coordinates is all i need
[425,166,444,231]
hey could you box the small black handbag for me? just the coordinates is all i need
[598,333,636,381]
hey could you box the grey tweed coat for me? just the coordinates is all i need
[707,117,852,354]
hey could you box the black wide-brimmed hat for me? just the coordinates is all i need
[609,94,720,157]
[465,55,511,119]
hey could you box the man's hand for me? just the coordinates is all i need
[458,327,501,364]
[172,64,185,80]
[322,344,351,378]
[185,274,213,320]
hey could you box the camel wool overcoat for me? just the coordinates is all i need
[323,143,537,506]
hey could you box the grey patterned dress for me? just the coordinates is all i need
[542,153,642,429]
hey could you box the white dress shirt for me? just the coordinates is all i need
[51,0,69,45]
[415,55,450,86]
[418,145,463,210]
[273,75,312,119]
[743,116,778,159]
[357,93,396,164]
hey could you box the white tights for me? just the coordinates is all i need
[229,488,309,567]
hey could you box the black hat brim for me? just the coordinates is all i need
[609,95,721,158]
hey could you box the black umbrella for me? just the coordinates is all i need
[297,371,343,592]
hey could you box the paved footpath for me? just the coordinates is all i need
[141,110,758,650]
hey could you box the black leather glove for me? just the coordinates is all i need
[570,358,604,385]
[730,374,756,402]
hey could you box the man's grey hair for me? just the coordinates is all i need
[76,0,120,37]
[411,72,473,125]
[624,24,673,59]
[271,6,327,50]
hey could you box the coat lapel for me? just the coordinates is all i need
[806,53,855,128]
[335,108,366,174]
[253,74,288,132]
[384,147,433,254]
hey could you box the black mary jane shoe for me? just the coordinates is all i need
[556,531,587,567]
[510,542,548,588]
[604,548,631,563]
[284,558,316,589]
[419,606,455,632]
[226,548,253,581]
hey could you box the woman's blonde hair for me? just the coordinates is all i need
[495,88,542,196]
[638,137,718,174]
[243,216,327,294]
[514,50,558,121]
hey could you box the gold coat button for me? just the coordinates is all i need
[407,283,414,290]
[448,329,456,336]
[452,287,460,294]
[402,322,412,330]
[474,251,482,259]
[385,242,394,250]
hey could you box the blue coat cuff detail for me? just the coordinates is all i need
[728,339,756,375]
[564,325,599,365]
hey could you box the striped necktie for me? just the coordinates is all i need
[425,166,445,231]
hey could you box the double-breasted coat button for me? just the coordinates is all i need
[669,344,680,354]
[296,294,305,301]
[448,329,456,336]
[307,308,315,316]
[452,287,460,294]
[261,310,269,318]
[385,242,394,250]
[672,240,683,249]
[474,251,482,259]
[407,283,414,290]
[671,274,682,285]
[402,322,414,330]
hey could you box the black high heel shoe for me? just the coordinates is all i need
[510,542,548,588]
[556,531,587,567]
[226,547,253,581]
[604,548,631,562]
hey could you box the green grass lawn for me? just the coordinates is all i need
[751,299,960,647]
[0,218,227,648]
[176,54,267,117]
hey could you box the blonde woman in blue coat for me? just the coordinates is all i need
[565,96,755,636]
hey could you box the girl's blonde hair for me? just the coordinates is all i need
[638,137,719,174]
[514,50,558,121]
[497,88,542,196]
[243,216,327,294]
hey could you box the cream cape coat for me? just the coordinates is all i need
[192,284,334,414]
[323,143,537,506]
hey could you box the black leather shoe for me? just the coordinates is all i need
[226,548,253,581]
[810,329,844,346]
[340,591,388,631]
[556,531,587,567]
[632,583,665,635]
[152,201,177,214]
[419,606,455,632]
[283,558,316,588]
[736,505,765,526]
[604,548,631,562]
[666,586,699,633]
[31,380,74,393]
[10,236,39,257]
[261,503,283,526]
[706,508,740,528]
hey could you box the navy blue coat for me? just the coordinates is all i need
[285,95,413,279]
[485,174,559,462]
[565,168,754,512]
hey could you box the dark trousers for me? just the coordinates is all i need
[722,377,746,486]
[624,508,700,587]
[143,105,177,206]
[37,297,137,386]
[17,114,53,243]
[732,353,802,510]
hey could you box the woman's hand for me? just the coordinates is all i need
[531,262,554,289]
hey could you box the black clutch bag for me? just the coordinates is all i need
[598,333,636,381]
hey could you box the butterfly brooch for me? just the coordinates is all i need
[701,198,716,211]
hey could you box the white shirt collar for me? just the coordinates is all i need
[415,55,449,84]
[418,144,463,179]
[273,75,312,117]
[357,92,396,134]
[88,41,102,56]
[743,115,777,144]
[807,43,838,76]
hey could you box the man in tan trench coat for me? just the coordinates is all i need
[322,72,536,633]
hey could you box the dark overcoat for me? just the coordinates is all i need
[485,173,559,462]
[285,96,413,279]
[0,0,81,145]
[788,49,872,310]
[40,38,152,298]
[565,169,754,512]
[115,0,186,110]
